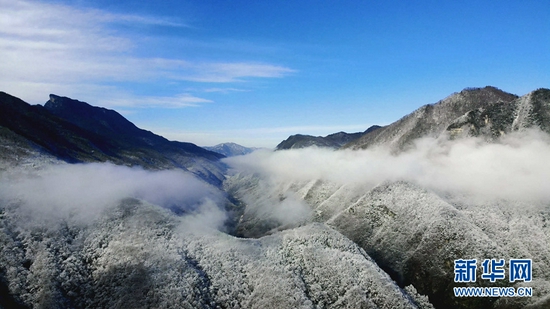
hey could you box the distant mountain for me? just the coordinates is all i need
[204,142,258,157]
[276,126,380,150]
[344,86,519,151]
[0,92,225,185]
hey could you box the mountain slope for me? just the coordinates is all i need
[0,197,426,309]
[225,173,550,309]
[344,86,518,151]
[223,84,550,309]
[0,126,58,171]
[447,88,550,139]
[0,92,225,185]
[44,95,220,160]
[0,92,118,164]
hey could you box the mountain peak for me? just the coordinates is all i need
[44,94,143,139]
[204,142,257,157]
[346,87,519,151]
[447,87,550,138]
[46,94,98,113]
[461,85,502,93]
[439,86,516,104]
[48,93,61,102]
[1,92,225,184]
[276,130,367,150]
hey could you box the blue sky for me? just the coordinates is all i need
[1,0,549,147]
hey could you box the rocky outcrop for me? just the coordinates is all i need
[447,88,550,139]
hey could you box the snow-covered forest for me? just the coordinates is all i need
[2,129,549,308]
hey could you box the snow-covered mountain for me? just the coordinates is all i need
[447,88,550,139]
[276,127,381,150]
[224,148,550,309]
[0,189,429,309]
[222,87,550,309]
[1,87,550,309]
[204,142,258,157]
[344,86,519,151]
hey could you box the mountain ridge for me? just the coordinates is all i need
[0,91,225,185]
[44,94,221,159]
[344,86,520,150]
[276,126,381,150]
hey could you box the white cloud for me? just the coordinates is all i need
[203,87,250,93]
[102,93,213,108]
[184,62,296,83]
[0,0,294,107]
[225,129,550,203]
[0,163,226,228]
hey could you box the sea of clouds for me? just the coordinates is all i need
[0,163,226,229]
[2,129,549,232]
[225,129,550,204]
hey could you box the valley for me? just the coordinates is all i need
[1,87,549,309]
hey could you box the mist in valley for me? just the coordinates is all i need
[1,129,550,309]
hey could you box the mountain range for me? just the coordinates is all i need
[0,92,225,185]
[226,86,550,309]
[276,86,550,152]
[1,87,549,309]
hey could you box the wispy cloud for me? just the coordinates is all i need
[0,0,294,107]
[102,12,191,28]
[225,129,550,203]
[184,62,296,83]
[203,88,250,94]
[104,93,213,108]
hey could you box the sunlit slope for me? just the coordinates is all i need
[344,87,518,151]
[448,88,550,139]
